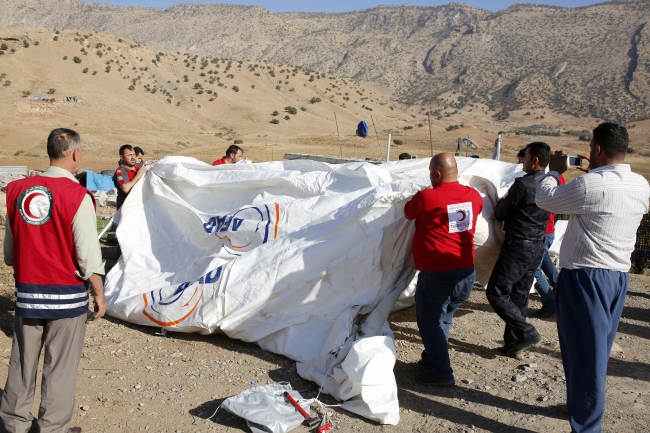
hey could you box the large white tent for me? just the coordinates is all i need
[104,156,523,424]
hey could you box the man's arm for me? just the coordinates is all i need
[404,191,423,220]
[72,195,107,320]
[118,166,148,195]
[4,220,13,266]
[494,180,522,221]
[535,173,591,215]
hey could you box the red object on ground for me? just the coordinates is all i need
[282,391,320,428]
[318,423,332,432]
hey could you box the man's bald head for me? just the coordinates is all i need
[429,153,458,186]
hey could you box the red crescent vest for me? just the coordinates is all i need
[6,174,95,319]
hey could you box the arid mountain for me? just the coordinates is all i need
[0,0,649,122]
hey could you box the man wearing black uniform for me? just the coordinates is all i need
[486,142,551,359]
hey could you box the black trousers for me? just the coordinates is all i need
[486,237,544,349]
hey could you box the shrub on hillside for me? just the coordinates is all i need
[128,85,135,91]
[393,139,403,145]
[73,56,82,63]
[48,88,56,94]
[82,68,88,73]
[309,97,321,104]
[270,119,280,124]
[284,115,290,120]
[105,66,111,73]
[285,106,297,115]
[23,41,29,48]
[232,86,239,92]
[300,107,307,112]
[3,81,11,87]
[53,36,58,41]
[0,43,7,51]
[272,111,279,116]
[579,134,592,142]
[234,139,243,145]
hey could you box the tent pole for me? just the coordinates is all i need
[371,116,381,157]
[428,112,433,157]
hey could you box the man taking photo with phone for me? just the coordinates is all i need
[536,123,650,433]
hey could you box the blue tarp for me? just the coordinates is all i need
[86,171,115,191]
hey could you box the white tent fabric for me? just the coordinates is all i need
[104,156,523,425]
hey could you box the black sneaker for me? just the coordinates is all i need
[496,345,523,360]
[507,333,542,355]
[415,373,455,387]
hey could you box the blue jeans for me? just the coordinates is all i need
[556,268,628,433]
[415,268,475,382]
[534,233,557,312]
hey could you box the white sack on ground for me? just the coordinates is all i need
[104,156,523,425]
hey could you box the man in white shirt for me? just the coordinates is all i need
[535,123,650,433]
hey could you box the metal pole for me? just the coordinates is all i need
[334,112,342,157]
[428,113,433,157]
[97,216,114,240]
[386,134,391,163]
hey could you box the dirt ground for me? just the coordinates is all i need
[0,211,648,433]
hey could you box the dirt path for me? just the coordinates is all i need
[0,227,647,432]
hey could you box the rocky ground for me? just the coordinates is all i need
[0,223,647,433]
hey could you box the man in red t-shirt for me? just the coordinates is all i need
[531,173,565,318]
[112,144,148,209]
[212,144,243,166]
[404,153,484,387]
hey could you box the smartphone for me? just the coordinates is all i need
[567,156,582,167]
[85,310,96,324]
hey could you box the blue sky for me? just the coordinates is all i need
[82,0,605,13]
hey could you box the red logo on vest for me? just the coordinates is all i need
[18,186,53,226]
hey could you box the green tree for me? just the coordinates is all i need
[73,56,82,63]
[285,106,297,115]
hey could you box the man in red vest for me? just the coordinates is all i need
[212,144,243,166]
[404,153,484,386]
[0,128,107,433]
